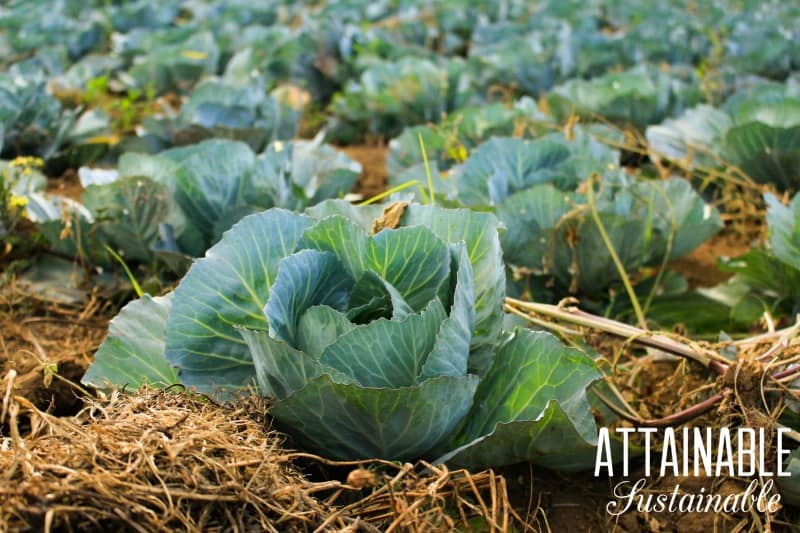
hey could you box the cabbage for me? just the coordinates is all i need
[84,201,602,469]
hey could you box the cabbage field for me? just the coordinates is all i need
[1,0,800,531]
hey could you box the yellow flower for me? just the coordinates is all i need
[180,50,208,60]
[447,144,468,163]
[9,156,43,169]
[9,195,28,208]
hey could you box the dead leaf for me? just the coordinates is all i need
[371,201,409,234]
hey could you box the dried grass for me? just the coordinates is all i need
[0,281,532,532]
[0,279,110,418]
[0,385,529,532]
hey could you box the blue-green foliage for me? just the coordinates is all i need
[648,79,800,190]
[84,202,603,469]
[25,138,361,268]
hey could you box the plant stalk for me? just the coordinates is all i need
[598,389,723,427]
[506,297,728,374]
[585,174,648,329]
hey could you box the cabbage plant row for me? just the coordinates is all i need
[1,0,799,473]
[388,129,737,331]
[81,186,800,467]
[19,137,361,270]
[647,77,800,191]
[2,0,799,153]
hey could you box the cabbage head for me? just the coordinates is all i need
[237,210,482,459]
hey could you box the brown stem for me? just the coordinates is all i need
[637,393,724,427]
[772,365,800,383]
[598,391,724,428]
[506,298,728,374]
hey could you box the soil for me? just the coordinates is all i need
[510,466,747,532]
[342,144,388,199]
[669,229,754,288]
[46,167,83,201]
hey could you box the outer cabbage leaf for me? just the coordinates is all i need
[0,75,72,159]
[270,374,479,461]
[551,210,649,299]
[440,329,601,470]
[246,141,356,211]
[386,100,549,176]
[779,448,800,507]
[547,65,698,129]
[114,139,360,258]
[630,178,723,261]
[440,132,616,207]
[468,32,557,96]
[765,193,800,270]
[722,122,800,190]
[78,167,118,188]
[279,137,362,207]
[646,89,800,190]
[557,22,633,78]
[24,192,104,264]
[721,16,798,79]
[165,209,313,393]
[387,125,448,177]
[496,185,572,269]
[108,1,179,32]
[499,175,720,300]
[646,105,732,168]
[455,138,575,206]
[151,78,299,152]
[118,152,179,187]
[713,193,800,319]
[325,57,476,142]
[304,200,384,233]
[719,250,800,308]
[82,294,177,390]
[126,31,219,93]
[222,26,311,87]
[172,139,256,245]
[387,163,453,204]
[238,327,326,399]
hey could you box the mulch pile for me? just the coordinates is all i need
[0,386,527,532]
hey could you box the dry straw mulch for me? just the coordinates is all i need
[0,384,528,532]
[0,280,111,418]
